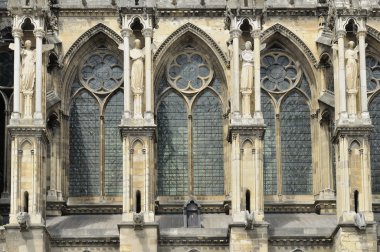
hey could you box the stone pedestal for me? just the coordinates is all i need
[229,223,268,252]
[5,225,50,252]
[333,224,377,252]
[119,223,158,252]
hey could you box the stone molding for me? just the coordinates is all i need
[158,236,229,246]
[261,23,318,67]
[269,237,333,247]
[51,237,119,247]
[61,23,123,66]
[153,22,229,69]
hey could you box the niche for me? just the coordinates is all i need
[183,200,201,228]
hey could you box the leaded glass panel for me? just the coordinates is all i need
[192,90,224,195]
[369,94,380,193]
[366,55,380,92]
[280,92,312,195]
[157,91,188,196]
[69,91,100,196]
[262,92,277,195]
[0,52,13,87]
[104,91,123,196]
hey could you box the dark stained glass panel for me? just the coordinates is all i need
[69,91,100,196]
[192,90,224,195]
[280,91,312,195]
[157,91,188,196]
[262,91,277,195]
[104,91,123,196]
[369,94,380,193]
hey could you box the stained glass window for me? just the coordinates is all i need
[280,92,312,194]
[157,91,188,196]
[104,91,124,196]
[69,50,123,197]
[369,94,380,193]
[69,92,100,196]
[261,51,313,195]
[262,92,277,195]
[157,50,224,196]
[193,90,224,195]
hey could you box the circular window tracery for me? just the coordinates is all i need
[167,51,213,93]
[366,55,380,92]
[261,52,301,92]
[79,52,123,93]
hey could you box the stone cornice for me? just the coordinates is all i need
[7,126,49,144]
[119,125,156,138]
[269,237,333,247]
[158,236,229,246]
[56,8,119,17]
[227,124,266,142]
[50,237,119,247]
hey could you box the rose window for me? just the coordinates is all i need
[261,52,301,92]
[167,52,213,93]
[80,53,123,93]
[366,55,380,92]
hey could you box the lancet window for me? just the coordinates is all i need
[367,54,380,193]
[261,50,313,195]
[156,47,225,196]
[69,48,124,197]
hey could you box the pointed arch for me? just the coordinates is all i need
[367,25,380,44]
[61,23,123,66]
[154,23,229,70]
[261,23,318,67]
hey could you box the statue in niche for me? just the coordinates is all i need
[130,39,144,118]
[9,40,53,118]
[20,40,36,93]
[345,40,359,116]
[240,41,254,119]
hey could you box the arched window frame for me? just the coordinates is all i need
[155,44,227,200]
[68,47,124,201]
[261,49,314,199]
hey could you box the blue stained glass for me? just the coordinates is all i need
[192,90,224,195]
[69,91,100,196]
[280,91,312,195]
[157,91,188,196]
[0,52,13,87]
[369,95,380,193]
[262,91,277,195]
[104,91,123,196]
[298,77,312,98]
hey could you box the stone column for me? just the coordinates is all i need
[33,29,44,124]
[358,30,370,121]
[337,30,348,121]
[11,28,22,122]
[142,28,153,121]
[230,29,242,121]
[121,28,133,121]
[252,29,263,122]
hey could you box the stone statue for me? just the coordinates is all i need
[345,41,359,116]
[20,40,36,92]
[130,39,144,95]
[130,39,144,118]
[240,41,254,91]
[345,41,359,91]
[240,41,254,118]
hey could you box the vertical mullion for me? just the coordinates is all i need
[275,112,282,196]
[188,111,193,196]
[100,111,105,197]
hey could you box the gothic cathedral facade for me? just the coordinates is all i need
[0,0,380,251]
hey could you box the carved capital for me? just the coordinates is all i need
[336,30,346,39]
[251,29,261,39]
[33,29,45,38]
[356,30,367,38]
[142,28,153,38]
[121,28,133,38]
[12,28,23,38]
[229,29,242,39]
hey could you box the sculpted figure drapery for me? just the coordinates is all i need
[20,40,36,92]
[345,41,359,91]
[130,39,144,95]
[240,41,254,91]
